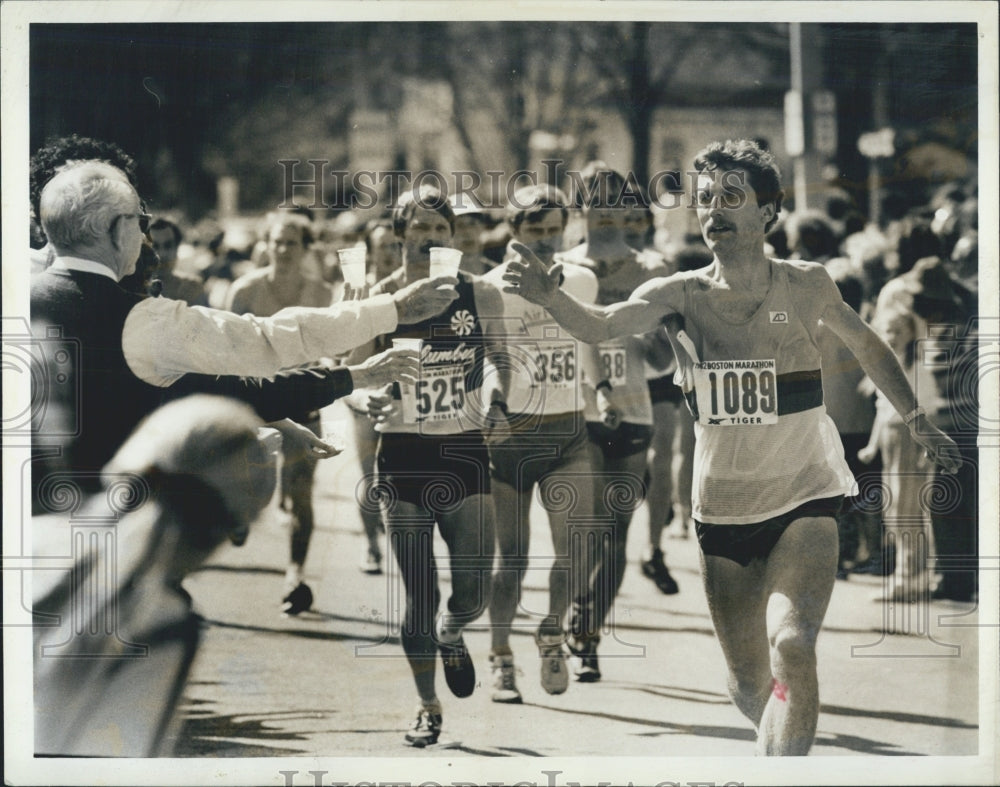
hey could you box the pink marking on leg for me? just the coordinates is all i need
[771,678,788,702]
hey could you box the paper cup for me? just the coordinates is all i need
[337,246,368,288]
[318,416,348,453]
[429,247,463,278]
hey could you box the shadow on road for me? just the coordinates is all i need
[191,564,285,576]
[812,732,923,756]
[520,700,757,745]
[201,617,401,646]
[820,702,978,729]
[516,700,933,755]
[631,682,733,706]
[172,707,317,757]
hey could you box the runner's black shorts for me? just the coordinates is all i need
[489,412,590,489]
[586,421,654,460]
[647,374,684,406]
[376,431,490,508]
[695,495,845,567]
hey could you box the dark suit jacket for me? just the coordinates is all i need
[31,268,163,483]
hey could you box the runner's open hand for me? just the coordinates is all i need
[502,242,561,306]
[909,418,962,474]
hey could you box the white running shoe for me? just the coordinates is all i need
[490,653,523,704]
[360,545,382,574]
[537,632,569,695]
[404,706,443,747]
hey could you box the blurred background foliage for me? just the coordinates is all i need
[31,22,978,221]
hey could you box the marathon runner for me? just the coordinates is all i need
[501,138,961,755]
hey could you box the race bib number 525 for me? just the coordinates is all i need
[693,359,778,425]
[400,364,466,424]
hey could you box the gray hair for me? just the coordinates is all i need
[39,160,136,252]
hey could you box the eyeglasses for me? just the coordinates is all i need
[111,211,152,235]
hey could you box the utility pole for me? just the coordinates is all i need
[786,24,836,211]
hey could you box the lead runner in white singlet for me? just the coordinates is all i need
[501,139,961,756]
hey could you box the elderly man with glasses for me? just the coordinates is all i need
[30,160,459,498]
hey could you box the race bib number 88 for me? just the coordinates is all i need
[693,359,778,425]
[597,341,628,387]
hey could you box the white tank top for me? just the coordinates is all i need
[559,245,658,426]
[483,261,598,416]
[671,260,855,524]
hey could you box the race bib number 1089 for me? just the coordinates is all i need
[692,359,778,425]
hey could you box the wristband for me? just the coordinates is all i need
[490,400,509,416]
[903,405,925,425]
[595,379,613,394]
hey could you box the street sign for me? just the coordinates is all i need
[858,128,896,159]
[812,91,838,154]
[784,90,805,157]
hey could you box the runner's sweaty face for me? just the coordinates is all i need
[451,214,484,256]
[268,222,307,270]
[514,209,564,266]
[402,205,453,268]
[696,169,772,253]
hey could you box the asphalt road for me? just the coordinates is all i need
[166,401,985,784]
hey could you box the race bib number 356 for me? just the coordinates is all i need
[532,340,577,389]
[693,359,778,425]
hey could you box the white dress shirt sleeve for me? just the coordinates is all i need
[122,295,398,386]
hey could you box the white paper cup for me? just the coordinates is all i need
[429,247,463,278]
[319,416,348,453]
[337,246,368,288]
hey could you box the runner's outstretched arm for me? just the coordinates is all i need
[816,273,961,474]
[502,242,668,344]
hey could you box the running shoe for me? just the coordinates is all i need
[438,635,476,698]
[571,637,601,683]
[489,653,522,704]
[668,507,692,540]
[404,706,443,747]
[360,546,382,575]
[536,632,569,695]
[280,581,313,615]
[640,548,679,595]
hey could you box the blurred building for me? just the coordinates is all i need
[30,22,977,228]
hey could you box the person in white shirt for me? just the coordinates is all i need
[481,185,601,701]
[31,160,456,485]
